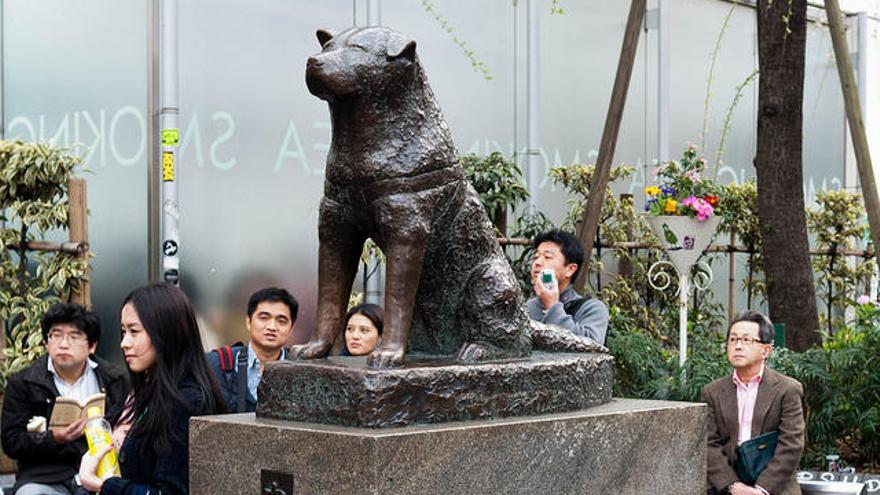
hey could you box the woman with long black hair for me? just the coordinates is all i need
[79,283,225,494]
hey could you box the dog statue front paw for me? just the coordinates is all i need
[288,341,332,360]
[367,346,405,368]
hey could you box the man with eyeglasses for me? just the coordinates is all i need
[702,311,805,495]
[1,303,129,495]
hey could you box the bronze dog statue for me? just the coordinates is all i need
[291,27,602,368]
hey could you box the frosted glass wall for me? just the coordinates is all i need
[2,0,857,348]
[3,0,148,359]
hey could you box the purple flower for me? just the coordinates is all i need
[857,295,872,305]
[683,236,695,250]
[660,185,676,196]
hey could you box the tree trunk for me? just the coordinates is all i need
[493,205,507,237]
[754,0,820,350]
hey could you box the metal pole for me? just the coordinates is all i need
[679,271,688,368]
[526,0,540,210]
[856,12,879,301]
[366,0,381,26]
[147,0,161,282]
[857,13,867,120]
[363,0,384,304]
[843,12,869,191]
[657,0,670,163]
[160,0,180,286]
[513,2,518,172]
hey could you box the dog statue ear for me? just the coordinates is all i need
[387,39,417,61]
[316,28,336,47]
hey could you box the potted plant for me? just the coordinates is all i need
[644,144,722,274]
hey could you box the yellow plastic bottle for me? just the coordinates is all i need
[84,406,121,479]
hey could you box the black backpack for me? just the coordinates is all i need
[212,342,248,413]
[563,296,591,316]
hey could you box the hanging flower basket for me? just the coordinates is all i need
[643,144,722,274]
[646,215,721,275]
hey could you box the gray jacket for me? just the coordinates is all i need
[526,286,609,345]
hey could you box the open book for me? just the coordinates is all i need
[49,393,106,427]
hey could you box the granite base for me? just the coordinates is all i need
[190,398,708,495]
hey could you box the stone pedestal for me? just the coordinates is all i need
[190,398,708,495]
[257,353,614,427]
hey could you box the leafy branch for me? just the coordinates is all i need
[714,68,759,176]
[421,0,493,81]
[701,1,740,151]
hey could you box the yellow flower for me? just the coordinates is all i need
[664,199,678,213]
[645,186,661,196]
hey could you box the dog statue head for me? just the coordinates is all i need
[306,27,418,104]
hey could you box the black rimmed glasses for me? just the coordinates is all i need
[726,336,765,346]
[47,330,88,344]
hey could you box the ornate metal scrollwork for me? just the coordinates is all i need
[691,261,714,291]
[648,260,677,292]
[648,260,715,295]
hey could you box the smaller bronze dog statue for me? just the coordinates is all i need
[291,27,602,368]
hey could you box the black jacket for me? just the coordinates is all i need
[0,354,130,491]
[101,378,211,495]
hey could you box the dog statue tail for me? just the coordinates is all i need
[528,320,608,354]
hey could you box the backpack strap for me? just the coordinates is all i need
[216,345,235,372]
[211,343,248,411]
[236,346,249,413]
[563,296,591,317]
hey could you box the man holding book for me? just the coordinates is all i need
[1,303,129,495]
[702,311,805,495]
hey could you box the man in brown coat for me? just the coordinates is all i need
[702,311,805,495]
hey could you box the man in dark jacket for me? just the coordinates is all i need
[207,287,298,413]
[1,303,129,495]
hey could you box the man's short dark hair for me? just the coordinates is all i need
[533,229,585,284]
[246,287,299,321]
[40,303,101,345]
[726,310,775,344]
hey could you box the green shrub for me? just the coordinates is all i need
[0,140,88,392]
[461,152,529,235]
[807,190,875,335]
[719,180,765,305]
[811,302,880,467]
